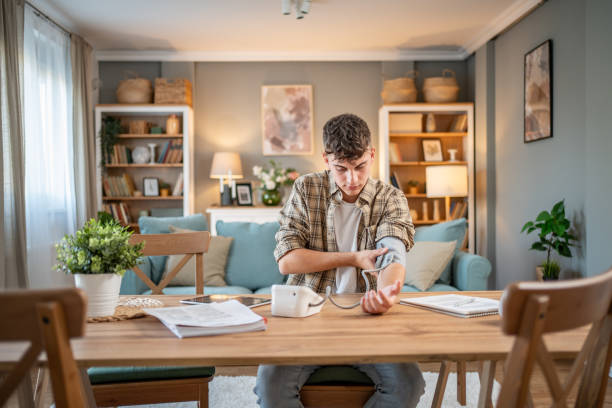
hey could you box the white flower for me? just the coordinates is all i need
[253,166,262,177]
[265,180,276,190]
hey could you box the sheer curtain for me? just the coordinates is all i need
[23,5,75,288]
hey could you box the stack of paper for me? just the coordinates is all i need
[400,294,499,318]
[145,300,267,338]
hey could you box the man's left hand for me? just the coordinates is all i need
[360,280,401,315]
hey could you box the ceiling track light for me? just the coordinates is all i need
[282,0,311,19]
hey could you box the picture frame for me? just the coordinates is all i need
[524,39,552,143]
[422,139,443,162]
[143,177,159,196]
[236,182,253,206]
[261,84,314,156]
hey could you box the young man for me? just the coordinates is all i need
[254,113,425,407]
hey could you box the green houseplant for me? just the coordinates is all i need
[100,116,122,165]
[521,200,577,280]
[407,179,419,195]
[55,214,143,316]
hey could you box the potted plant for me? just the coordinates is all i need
[407,180,419,195]
[100,116,122,165]
[253,160,299,206]
[55,213,144,317]
[159,182,171,197]
[521,200,577,280]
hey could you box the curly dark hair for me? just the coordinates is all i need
[323,113,371,161]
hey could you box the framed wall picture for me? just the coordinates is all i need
[261,85,314,156]
[422,139,443,161]
[143,177,159,196]
[524,39,552,143]
[236,182,253,206]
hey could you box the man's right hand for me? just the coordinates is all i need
[353,247,388,271]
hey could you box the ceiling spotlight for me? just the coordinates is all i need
[282,0,311,19]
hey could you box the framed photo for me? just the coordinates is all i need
[422,139,443,162]
[261,85,314,156]
[236,183,253,206]
[143,177,159,196]
[524,39,552,143]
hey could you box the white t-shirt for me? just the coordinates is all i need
[334,201,361,294]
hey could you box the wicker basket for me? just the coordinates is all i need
[381,76,417,104]
[116,76,153,104]
[154,78,193,106]
[423,69,459,103]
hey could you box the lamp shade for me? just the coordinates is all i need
[210,152,243,179]
[426,165,468,197]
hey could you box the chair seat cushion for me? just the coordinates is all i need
[305,366,373,386]
[88,366,215,385]
[142,285,253,295]
[402,283,459,292]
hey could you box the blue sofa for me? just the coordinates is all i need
[119,214,491,296]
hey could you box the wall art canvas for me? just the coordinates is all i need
[524,40,552,143]
[261,85,313,155]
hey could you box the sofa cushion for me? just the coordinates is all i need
[142,285,253,295]
[88,366,214,385]
[138,214,209,280]
[305,366,373,386]
[216,221,285,290]
[163,225,232,287]
[402,283,459,292]
[414,218,467,285]
[404,241,455,291]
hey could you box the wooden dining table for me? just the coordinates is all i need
[0,291,590,407]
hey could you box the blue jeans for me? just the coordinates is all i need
[254,363,425,408]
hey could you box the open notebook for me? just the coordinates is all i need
[400,294,499,318]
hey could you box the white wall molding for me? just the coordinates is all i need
[94,49,467,62]
[463,0,544,55]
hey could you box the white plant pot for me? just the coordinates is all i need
[74,273,122,317]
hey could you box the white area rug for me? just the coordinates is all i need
[124,372,500,408]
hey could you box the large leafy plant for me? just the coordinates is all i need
[521,200,577,280]
[55,216,143,276]
[100,116,122,165]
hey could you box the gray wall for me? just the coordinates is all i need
[585,0,612,276]
[481,0,612,288]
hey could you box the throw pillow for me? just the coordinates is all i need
[404,241,456,291]
[215,221,285,290]
[161,225,232,287]
[414,218,467,285]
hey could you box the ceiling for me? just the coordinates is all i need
[31,0,542,61]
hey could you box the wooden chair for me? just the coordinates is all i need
[496,268,612,407]
[0,288,88,408]
[89,231,214,407]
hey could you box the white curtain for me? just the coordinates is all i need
[23,5,75,288]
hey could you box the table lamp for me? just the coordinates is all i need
[426,165,468,221]
[210,152,243,206]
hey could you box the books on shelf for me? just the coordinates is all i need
[449,114,468,132]
[400,294,499,318]
[102,174,136,197]
[172,172,184,196]
[109,145,132,164]
[145,300,267,338]
[157,140,183,164]
[450,200,467,220]
[103,202,131,225]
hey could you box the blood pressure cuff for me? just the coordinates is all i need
[375,236,406,270]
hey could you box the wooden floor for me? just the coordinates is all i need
[8,360,612,407]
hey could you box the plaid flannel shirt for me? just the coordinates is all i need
[274,170,415,294]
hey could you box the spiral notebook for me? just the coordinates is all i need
[400,294,499,318]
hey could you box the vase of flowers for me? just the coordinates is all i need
[55,213,144,317]
[253,160,299,206]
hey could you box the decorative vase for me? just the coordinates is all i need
[408,186,418,195]
[536,266,544,282]
[74,273,122,317]
[262,189,281,206]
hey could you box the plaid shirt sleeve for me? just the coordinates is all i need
[374,188,415,252]
[274,178,311,262]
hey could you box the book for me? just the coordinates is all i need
[389,173,399,189]
[144,300,267,338]
[388,142,402,163]
[400,294,499,318]
[449,114,468,132]
[172,172,183,196]
[180,295,270,308]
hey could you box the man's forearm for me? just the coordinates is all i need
[278,248,356,275]
[377,262,405,288]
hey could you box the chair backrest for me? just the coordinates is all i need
[129,231,210,295]
[498,268,612,408]
[0,288,88,408]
